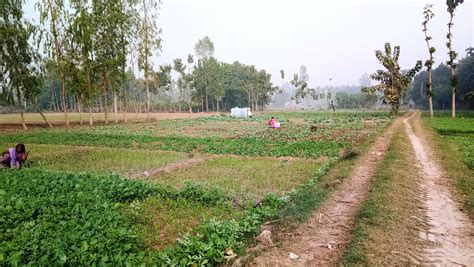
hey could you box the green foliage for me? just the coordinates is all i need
[364,43,422,115]
[0,0,42,108]
[0,169,154,265]
[0,130,348,158]
[457,55,474,104]
[277,158,338,221]
[155,194,284,265]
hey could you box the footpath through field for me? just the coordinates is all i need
[250,111,474,266]
[250,112,406,265]
[404,112,474,265]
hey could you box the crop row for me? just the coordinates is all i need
[1,131,349,158]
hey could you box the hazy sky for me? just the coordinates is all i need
[26,0,473,87]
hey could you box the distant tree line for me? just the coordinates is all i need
[0,0,277,128]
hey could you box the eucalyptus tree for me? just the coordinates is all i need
[194,36,214,111]
[37,0,70,126]
[93,0,131,124]
[173,56,195,112]
[446,0,464,118]
[186,54,194,113]
[1,0,43,129]
[66,0,98,125]
[422,4,435,117]
[364,43,422,115]
[138,0,162,121]
[173,58,186,111]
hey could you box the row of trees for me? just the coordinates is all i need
[363,1,470,116]
[1,0,277,128]
[409,54,474,109]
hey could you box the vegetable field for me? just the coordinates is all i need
[0,111,391,265]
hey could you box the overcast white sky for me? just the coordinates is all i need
[26,0,473,87]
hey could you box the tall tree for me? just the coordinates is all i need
[364,43,422,115]
[93,0,130,124]
[289,66,311,109]
[446,0,464,118]
[37,0,69,126]
[186,54,194,113]
[173,58,186,111]
[138,0,162,121]
[194,36,214,111]
[1,0,43,129]
[422,4,436,117]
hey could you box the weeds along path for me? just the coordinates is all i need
[249,113,406,266]
[405,112,474,265]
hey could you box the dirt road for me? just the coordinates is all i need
[250,111,474,266]
[250,112,405,266]
[405,112,474,265]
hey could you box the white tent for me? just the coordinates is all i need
[230,107,252,118]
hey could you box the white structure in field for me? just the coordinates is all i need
[230,107,252,118]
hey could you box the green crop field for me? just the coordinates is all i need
[1,111,391,265]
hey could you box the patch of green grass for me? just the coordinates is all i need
[0,143,189,174]
[157,156,322,196]
[126,197,243,250]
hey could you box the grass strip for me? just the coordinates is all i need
[342,128,426,265]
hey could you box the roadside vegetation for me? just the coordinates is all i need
[423,111,474,214]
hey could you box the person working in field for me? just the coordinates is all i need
[1,143,29,169]
[268,117,281,128]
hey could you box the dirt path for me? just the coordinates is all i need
[128,154,214,179]
[249,113,405,266]
[405,112,474,265]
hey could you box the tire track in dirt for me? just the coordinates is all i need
[249,114,406,266]
[404,112,474,265]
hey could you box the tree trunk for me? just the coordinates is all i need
[50,79,57,111]
[103,73,109,124]
[123,96,128,123]
[38,108,53,128]
[77,96,83,125]
[89,99,94,125]
[114,91,118,123]
[20,111,27,130]
[448,13,456,118]
[451,89,456,118]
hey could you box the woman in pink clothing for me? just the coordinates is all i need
[1,143,29,169]
[267,117,281,128]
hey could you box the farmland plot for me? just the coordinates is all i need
[0,111,391,265]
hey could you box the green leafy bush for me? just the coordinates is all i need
[0,169,154,265]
